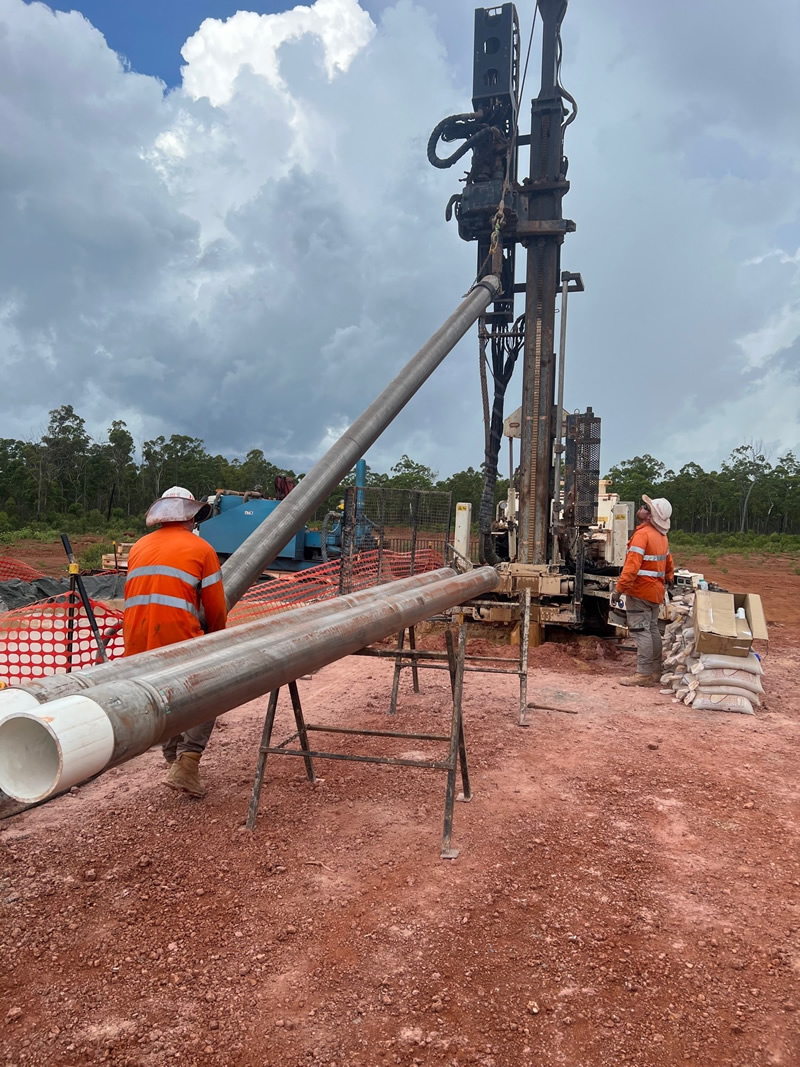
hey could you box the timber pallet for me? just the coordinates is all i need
[101,542,134,571]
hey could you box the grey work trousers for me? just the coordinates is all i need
[626,595,663,676]
[162,719,216,761]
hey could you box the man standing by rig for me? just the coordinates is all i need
[612,495,674,688]
[123,486,227,797]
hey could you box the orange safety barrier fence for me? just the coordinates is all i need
[0,549,444,685]
[0,593,125,687]
[227,548,445,625]
[0,556,47,582]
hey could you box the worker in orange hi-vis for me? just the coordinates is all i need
[611,495,674,688]
[123,486,227,797]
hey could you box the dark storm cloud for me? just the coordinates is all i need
[0,0,798,478]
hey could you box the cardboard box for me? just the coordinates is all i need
[693,590,768,657]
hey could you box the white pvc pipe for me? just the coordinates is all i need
[0,695,114,802]
[0,689,41,723]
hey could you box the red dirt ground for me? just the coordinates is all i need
[0,536,107,576]
[1,555,799,1067]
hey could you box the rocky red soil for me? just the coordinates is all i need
[1,557,799,1067]
[0,536,106,576]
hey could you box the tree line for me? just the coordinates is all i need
[606,446,800,535]
[0,406,797,535]
[0,406,507,532]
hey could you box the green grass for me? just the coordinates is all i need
[669,530,800,558]
[77,541,115,571]
[0,519,140,547]
[0,524,62,545]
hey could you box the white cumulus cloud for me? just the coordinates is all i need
[0,0,798,484]
[181,0,375,105]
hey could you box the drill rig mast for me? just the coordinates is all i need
[429,1,604,627]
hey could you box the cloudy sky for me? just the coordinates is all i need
[1,0,798,480]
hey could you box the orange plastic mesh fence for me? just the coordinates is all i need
[228,548,445,625]
[0,556,47,582]
[0,594,125,687]
[0,549,444,685]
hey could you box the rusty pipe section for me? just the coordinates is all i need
[0,567,498,804]
[221,276,501,608]
[1,568,455,709]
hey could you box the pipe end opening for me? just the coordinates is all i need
[0,714,61,803]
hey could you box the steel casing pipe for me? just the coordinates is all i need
[0,567,498,803]
[220,277,501,607]
[0,568,456,712]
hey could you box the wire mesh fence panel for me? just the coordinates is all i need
[338,487,452,592]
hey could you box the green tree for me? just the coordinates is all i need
[234,449,285,494]
[605,454,665,505]
[387,455,437,491]
[40,405,91,515]
[773,452,800,532]
[0,439,31,518]
[141,436,168,499]
[436,466,484,517]
[722,443,771,533]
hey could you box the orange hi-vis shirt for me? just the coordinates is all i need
[122,525,227,657]
[616,522,675,605]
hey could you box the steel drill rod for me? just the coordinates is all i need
[0,567,498,803]
[221,277,501,608]
[1,568,456,709]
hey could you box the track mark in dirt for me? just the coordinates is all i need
[1,558,800,1065]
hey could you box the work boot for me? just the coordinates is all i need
[166,752,207,798]
[619,673,659,688]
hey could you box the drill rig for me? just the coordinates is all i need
[429,1,620,630]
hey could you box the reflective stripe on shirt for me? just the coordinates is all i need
[124,593,199,618]
[127,565,200,588]
[644,553,667,561]
[201,571,222,589]
[638,568,665,578]
[628,545,645,556]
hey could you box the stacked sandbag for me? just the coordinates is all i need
[687,653,763,715]
[660,590,700,702]
[659,590,764,715]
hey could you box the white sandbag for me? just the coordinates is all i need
[696,684,761,707]
[693,693,755,716]
[683,691,696,705]
[693,652,763,675]
[676,686,689,699]
[695,668,764,695]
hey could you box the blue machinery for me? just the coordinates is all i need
[198,459,374,572]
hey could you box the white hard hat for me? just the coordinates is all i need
[642,495,672,534]
[146,486,212,527]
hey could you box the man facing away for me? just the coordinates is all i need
[612,495,674,688]
[123,486,227,797]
